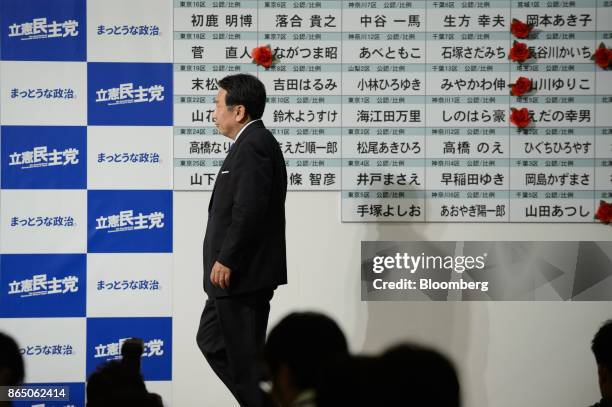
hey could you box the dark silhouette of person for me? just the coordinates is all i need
[0,332,25,407]
[378,344,461,406]
[86,338,163,407]
[318,343,460,407]
[263,312,349,407]
[0,332,24,386]
[316,355,379,407]
[590,320,612,407]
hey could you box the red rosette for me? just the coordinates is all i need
[510,19,532,39]
[510,107,531,129]
[510,76,533,97]
[509,41,531,63]
[595,200,612,223]
[252,45,276,69]
[592,44,610,69]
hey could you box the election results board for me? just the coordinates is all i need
[0,1,610,405]
[173,1,612,223]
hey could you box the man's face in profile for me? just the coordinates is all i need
[212,88,236,138]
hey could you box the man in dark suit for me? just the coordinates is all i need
[196,73,287,407]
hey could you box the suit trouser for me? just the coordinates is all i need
[196,289,274,407]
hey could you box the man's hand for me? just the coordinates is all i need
[210,261,232,290]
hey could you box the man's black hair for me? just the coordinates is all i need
[263,312,348,390]
[593,319,612,370]
[218,74,267,120]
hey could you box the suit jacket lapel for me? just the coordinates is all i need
[208,120,265,213]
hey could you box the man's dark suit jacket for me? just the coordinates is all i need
[203,120,287,298]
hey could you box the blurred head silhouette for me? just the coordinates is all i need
[87,338,162,407]
[318,343,460,407]
[0,332,24,387]
[263,312,348,407]
[592,320,612,403]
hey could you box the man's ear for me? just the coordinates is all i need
[235,105,250,123]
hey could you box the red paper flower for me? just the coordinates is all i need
[510,19,532,39]
[592,43,611,70]
[510,108,531,128]
[251,44,277,69]
[510,76,533,96]
[595,200,612,223]
[509,41,531,63]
